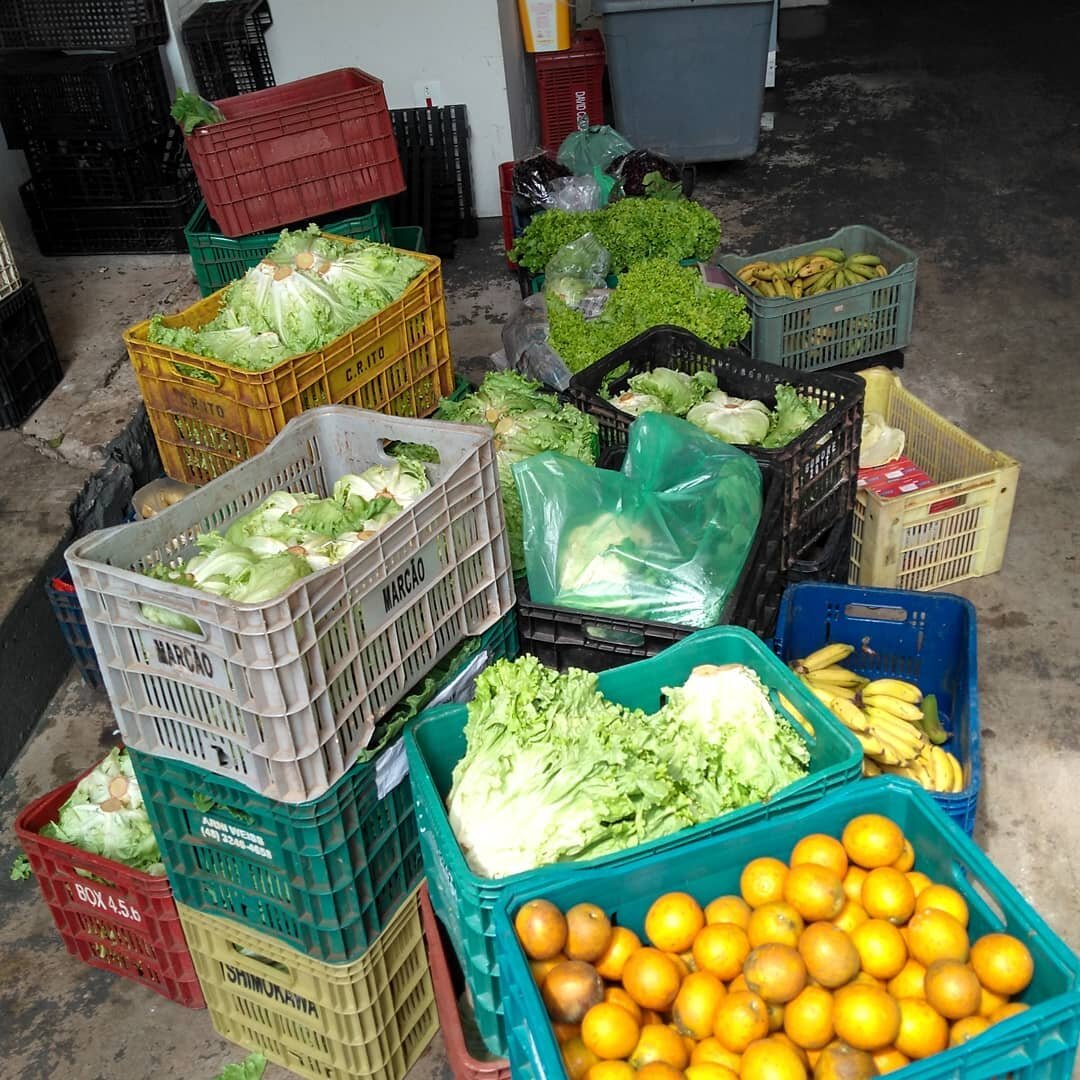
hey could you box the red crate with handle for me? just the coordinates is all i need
[534,30,606,154]
[14,761,205,1008]
[184,67,405,237]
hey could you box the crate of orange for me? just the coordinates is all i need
[493,777,1080,1080]
[124,243,452,485]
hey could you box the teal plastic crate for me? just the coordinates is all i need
[717,224,919,372]
[495,778,1080,1080]
[404,625,862,1055]
[131,612,517,964]
[184,199,394,297]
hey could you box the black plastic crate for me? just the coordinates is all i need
[0,47,170,149]
[785,510,853,586]
[0,0,167,50]
[20,175,199,256]
[45,571,104,691]
[516,454,784,672]
[0,281,62,429]
[23,127,190,207]
[182,0,275,100]
[389,105,478,257]
[567,326,865,569]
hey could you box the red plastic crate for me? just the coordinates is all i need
[14,763,205,1008]
[184,67,405,237]
[534,30,606,154]
[420,885,510,1080]
[498,161,517,271]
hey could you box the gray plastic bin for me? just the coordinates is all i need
[594,0,774,161]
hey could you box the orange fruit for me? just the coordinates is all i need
[636,1065,686,1080]
[690,1036,742,1070]
[852,971,886,989]
[685,1065,738,1080]
[705,895,752,929]
[667,952,692,980]
[894,997,948,1059]
[907,909,970,966]
[784,863,846,922]
[543,960,605,1023]
[850,919,908,980]
[990,1001,1030,1024]
[767,1002,786,1033]
[842,815,906,869]
[587,1062,638,1080]
[623,948,683,1012]
[563,1035,601,1080]
[582,1002,641,1060]
[886,958,927,1000]
[871,1046,910,1074]
[741,857,790,908]
[641,1009,664,1026]
[728,973,749,993]
[978,985,1009,1018]
[647,893,706,954]
[970,933,1034,996]
[914,884,969,927]
[842,866,868,905]
[798,922,860,989]
[516,899,569,960]
[553,1022,581,1043]
[924,959,981,1019]
[950,1014,992,1046]
[681,1034,697,1060]
[905,871,932,897]
[744,943,808,1004]
[673,971,726,1040]
[605,986,643,1022]
[693,922,751,981]
[771,1032,810,1066]
[832,983,901,1051]
[630,1023,690,1070]
[811,1040,877,1078]
[891,839,916,873]
[712,991,770,1053]
[532,954,568,985]
[784,985,835,1049]
[860,867,916,925]
[595,926,642,981]
[831,900,868,936]
[739,1036,808,1080]
[790,834,849,880]
[748,902,805,949]
[566,903,614,963]
[805,1048,821,1071]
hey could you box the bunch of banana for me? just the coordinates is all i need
[789,645,963,794]
[735,248,889,300]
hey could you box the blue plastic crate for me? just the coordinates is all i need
[773,581,980,835]
[494,778,1080,1080]
[45,571,103,691]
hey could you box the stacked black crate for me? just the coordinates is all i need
[181,0,275,102]
[0,0,198,255]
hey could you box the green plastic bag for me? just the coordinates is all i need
[513,413,762,628]
[557,125,633,175]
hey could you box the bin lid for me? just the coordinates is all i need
[594,0,771,12]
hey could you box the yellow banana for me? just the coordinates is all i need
[778,692,815,738]
[862,758,882,778]
[792,279,804,299]
[807,679,857,701]
[811,247,845,263]
[757,266,781,281]
[794,643,855,673]
[870,726,920,768]
[925,746,952,792]
[845,262,878,281]
[831,698,874,735]
[797,259,830,278]
[849,253,882,266]
[946,750,965,792]
[736,266,760,283]
[803,682,842,710]
[789,255,811,275]
[861,694,925,723]
[855,730,902,766]
[806,665,864,688]
[865,708,927,749]
[757,280,777,297]
[874,264,889,278]
[738,260,769,277]
[861,679,923,704]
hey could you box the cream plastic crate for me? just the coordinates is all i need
[67,407,514,802]
[0,221,20,301]
[850,368,1019,590]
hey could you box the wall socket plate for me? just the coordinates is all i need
[414,80,442,107]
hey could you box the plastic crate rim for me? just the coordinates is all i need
[198,66,385,118]
[721,223,920,276]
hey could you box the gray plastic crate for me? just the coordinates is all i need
[594,0,773,161]
[66,407,515,803]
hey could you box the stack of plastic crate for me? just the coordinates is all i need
[181,0,275,101]
[0,1,198,254]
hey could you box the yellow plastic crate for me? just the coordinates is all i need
[849,367,1019,590]
[124,244,453,485]
[177,888,436,1080]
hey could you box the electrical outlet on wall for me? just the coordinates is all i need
[414,80,442,107]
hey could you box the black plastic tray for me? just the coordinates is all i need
[0,281,61,430]
[182,0,275,100]
[0,0,167,50]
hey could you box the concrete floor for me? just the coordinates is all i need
[3,0,1080,1075]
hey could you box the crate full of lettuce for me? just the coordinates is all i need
[12,748,205,1007]
[124,226,454,484]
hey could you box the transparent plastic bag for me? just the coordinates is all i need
[548,174,602,212]
[543,232,610,309]
[512,151,571,209]
[501,293,574,390]
[514,413,762,628]
[557,125,633,175]
[607,148,687,199]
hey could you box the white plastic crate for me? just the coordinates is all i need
[0,221,20,301]
[67,407,515,802]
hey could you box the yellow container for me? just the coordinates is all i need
[177,888,437,1080]
[518,0,572,51]
[849,367,1020,591]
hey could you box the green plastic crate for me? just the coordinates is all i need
[184,199,394,297]
[404,625,863,1055]
[495,778,1080,1080]
[717,224,919,371]
[391,225,425,252]
[131,612,518,964]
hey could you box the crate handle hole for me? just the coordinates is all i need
[844,602,908,623]
[170,361,221,387]
[138,604,207,641]
[229,941,290,975]
[379,438,440,465]
[584,624,645,647]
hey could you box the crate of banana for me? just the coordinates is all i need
[735,248,889,299]
[787,643,964,796]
